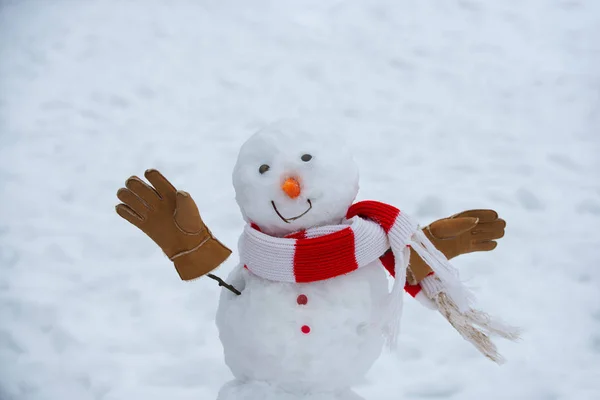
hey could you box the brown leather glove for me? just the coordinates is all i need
[408,210,506,284]
[115,169,232,281]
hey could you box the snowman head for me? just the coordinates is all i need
[232,123,359,236]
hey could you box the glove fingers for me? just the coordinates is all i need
[473,219,506,240]
[476,218,506,231]
[117,188,150,218]
[174,191,204,234]
[452,209,498,223]
[471,240,498,252]
[145,169,177,204]
[116,203,144,227]
[125,176,161,208]
[472,230,504,241]
[428,217,479,239]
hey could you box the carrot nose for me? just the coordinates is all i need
[282,177,301,199]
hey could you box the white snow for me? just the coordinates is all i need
[1,0,599,399]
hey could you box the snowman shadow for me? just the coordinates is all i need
[216,379,366,400]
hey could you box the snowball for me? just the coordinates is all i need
[232,121,360,236]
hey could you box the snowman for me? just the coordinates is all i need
[116,123,518,399]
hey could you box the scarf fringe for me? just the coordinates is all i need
[382,228,520,361]
[381,246,409,350]
[432,291,521,364]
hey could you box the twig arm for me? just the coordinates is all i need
[206,273,242,295]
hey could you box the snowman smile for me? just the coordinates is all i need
[271,199,313,223]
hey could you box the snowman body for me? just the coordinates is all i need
[216,259,389,393]
[219,124,389,395]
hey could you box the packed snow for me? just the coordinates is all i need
[1,1,599,399]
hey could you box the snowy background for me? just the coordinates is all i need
[1,0,599,399]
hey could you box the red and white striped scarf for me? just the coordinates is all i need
[240,200,520,361]
[240,201,474,347]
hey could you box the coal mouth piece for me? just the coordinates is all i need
[271,199,312,223]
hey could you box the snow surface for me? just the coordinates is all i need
[1,0,599,399]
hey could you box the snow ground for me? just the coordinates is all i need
[1,0,599,399]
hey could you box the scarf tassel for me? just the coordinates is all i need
[409,230,521,363]
[430,291,521,363]
[381,245,410,350]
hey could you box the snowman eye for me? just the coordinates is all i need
[259,164,270,174]
[301,154,312,162]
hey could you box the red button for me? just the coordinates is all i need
[301,325,311,334]
[297,294,308,305]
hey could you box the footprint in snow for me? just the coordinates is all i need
[0,244,20,270]
[0,330,23,354]
[516,188,545,211]
[591,336,600,354]
[547,153,580,171]
[39,99,72,111]
[108,95,130,109]
[576,200,600,216]
[134,85,156,99]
